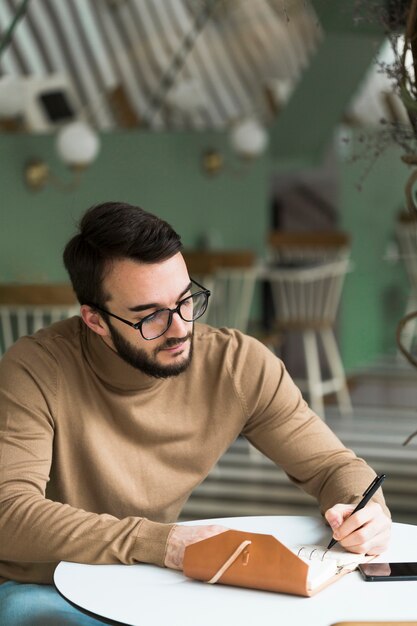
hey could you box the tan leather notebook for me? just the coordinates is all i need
[183,529,372,597]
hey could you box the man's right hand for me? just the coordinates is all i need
[164,524,228,570]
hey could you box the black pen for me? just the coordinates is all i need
[327,474,386,550]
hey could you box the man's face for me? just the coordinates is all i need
[99,253,195,378]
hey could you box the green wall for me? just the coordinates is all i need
[0,128,412,371]
[0,130,269,283]
[339,137,410,370]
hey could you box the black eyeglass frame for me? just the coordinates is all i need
[86,278,211,341]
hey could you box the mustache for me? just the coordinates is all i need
[157,333,193,351]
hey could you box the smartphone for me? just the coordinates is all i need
[358,562,417,581]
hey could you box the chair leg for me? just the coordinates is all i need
[302,330,325,419]
[320,328,353,415]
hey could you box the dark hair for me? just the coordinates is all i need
[63,201,182,305]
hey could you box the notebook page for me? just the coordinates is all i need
[305,559,339,591]
[293,544,369,567]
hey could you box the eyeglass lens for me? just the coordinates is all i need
[141,291,208,339]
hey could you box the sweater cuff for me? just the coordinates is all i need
[133,518,175,567]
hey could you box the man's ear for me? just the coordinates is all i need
[80,305,110,337]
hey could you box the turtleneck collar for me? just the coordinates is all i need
[82,324,164,391]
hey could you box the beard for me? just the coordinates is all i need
[107,321,194,379]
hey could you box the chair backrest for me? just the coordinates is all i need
[395,219,417,289]
[0,305,80,356]
[183,249,257,332]
[267,231,351,263]
[183,250,256,274]
[265,259,350,328]
[0,284,78,357]
[204,267,258,332]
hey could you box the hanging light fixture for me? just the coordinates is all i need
[229,117,269,159]
[24,120,100,192]
[0,76,100,191]
[201,116,269,176]
[56,121,100,168]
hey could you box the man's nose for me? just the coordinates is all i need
[167,310,190,336]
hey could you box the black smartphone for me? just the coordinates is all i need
[358,562,417,581]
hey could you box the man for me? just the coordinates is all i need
[0,202,390,624]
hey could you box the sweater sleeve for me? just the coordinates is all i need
[228,333,389,517]
[0,339,173,578]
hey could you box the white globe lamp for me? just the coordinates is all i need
[229,117,269,159]
[56,121,100,168]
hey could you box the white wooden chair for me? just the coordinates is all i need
[395,219,417,352]
[0,305,79,357]
[183,250,261,462]
[264,231,352,419]
[184,250,257,333]
[267,230,351,264]
[0,284,79,357]
[203,267,258,333]
[265,259,352,418]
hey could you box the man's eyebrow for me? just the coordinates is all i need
[127,282,192,313]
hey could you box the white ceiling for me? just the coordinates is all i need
[0,0,322,131]
[0,0,405,135]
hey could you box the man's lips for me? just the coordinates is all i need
[158,334,191,353]
[163,343,185,352]
[159,339,188,353]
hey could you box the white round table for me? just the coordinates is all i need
[54,516,417,626]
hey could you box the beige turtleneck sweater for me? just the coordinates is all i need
[0,317,387,584]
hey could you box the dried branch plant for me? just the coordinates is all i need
[350,1,417,210]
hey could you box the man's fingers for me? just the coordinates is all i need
[325,503,355,531]
[339,520,391,554]
[333,503,392,554]
[332,505,375,541]
[325,501,391,555]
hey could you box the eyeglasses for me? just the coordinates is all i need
[87,278,210,341]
